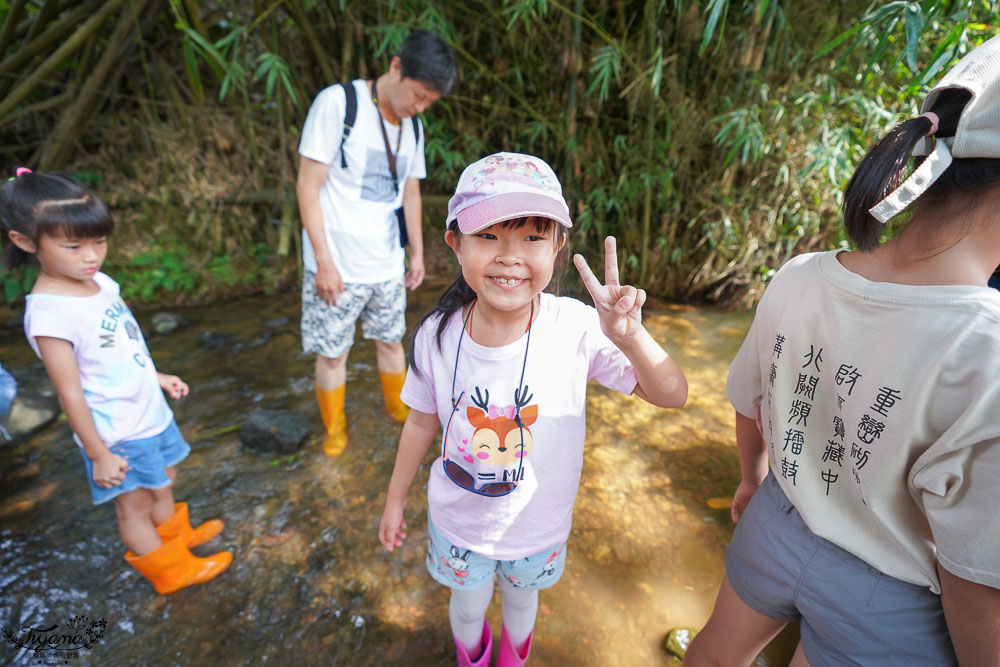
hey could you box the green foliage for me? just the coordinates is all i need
[0,265,38,305]
[119,241,199,302]
[3,0,998,306]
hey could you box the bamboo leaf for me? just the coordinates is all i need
[814,23,862,60]
[903,4,923,72]
[699,0,729,56]
[181,37,205,103]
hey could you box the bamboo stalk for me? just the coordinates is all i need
[107,189,451,208]
[0,0,28,59]
[0,0,102,99]
[153,52,188,128]
[1,90,72,126]
[286,0,334,84]
[36,0,148,168]
[23,0,62,44]
[0,0,128,118]
[180,0,207,37]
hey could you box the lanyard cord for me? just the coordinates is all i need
[371,79,402,153]
[449,297,535,416]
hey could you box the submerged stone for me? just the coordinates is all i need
[1,394,59,443]
[240,409,311,455]
[197,330,232,348]
[151,312,184,335]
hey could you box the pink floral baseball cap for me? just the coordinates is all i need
[446,152,572,233]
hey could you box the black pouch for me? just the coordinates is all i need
[395,206,408,247]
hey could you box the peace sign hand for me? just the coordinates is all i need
[574,236,646,342]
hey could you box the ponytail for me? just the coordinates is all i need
[408,220,477,376]
[842,88,987,250]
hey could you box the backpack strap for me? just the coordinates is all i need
[338,82,357,169]
[339,81,421,168]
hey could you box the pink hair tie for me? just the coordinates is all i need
[919,112,940,136]
[14,167,32,177]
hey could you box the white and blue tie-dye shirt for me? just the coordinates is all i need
[24,272,173,446]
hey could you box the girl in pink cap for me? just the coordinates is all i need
[378,152,688,666]
[685,36,1000,667]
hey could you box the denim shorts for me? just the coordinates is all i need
[426,517,568,591]
[79,420,190,505]
[300,271,406,358]
[726,473,956,666]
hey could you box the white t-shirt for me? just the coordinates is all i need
[728,251,1000,592]
[298,79,427,283]
[402,293,638,560]
[24,272,173,446]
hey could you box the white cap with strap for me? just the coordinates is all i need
[869,34,1000,223]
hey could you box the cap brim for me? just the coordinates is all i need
[455,192,572,234]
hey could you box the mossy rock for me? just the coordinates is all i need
[663,627,698,659]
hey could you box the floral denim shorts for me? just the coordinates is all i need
[426,516,568,591]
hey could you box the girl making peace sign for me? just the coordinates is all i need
[378,152,688,666]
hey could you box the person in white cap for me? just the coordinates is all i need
[685,36,1000,667]
[377,152,688,666]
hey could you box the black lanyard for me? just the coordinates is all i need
[371,80,403,196]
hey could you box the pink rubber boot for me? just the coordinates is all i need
[455,619,492,667]
[497,624,532,666]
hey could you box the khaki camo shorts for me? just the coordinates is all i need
[300,270,406,358]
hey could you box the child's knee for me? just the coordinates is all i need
[498,578,537,611]
[113,489,154,518]
[150,483,175,505]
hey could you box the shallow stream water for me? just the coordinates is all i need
[0,284,798,665]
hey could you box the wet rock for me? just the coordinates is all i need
[663,627,698,659]
[239,410,311,455]
[151,312,184,335]
[197,330,232,349]
[249,332,271,348]
[263,316,290,329]
[1,394,60,443]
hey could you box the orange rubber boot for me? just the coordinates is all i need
[379,371,409,423]
[155,502,223,548]
[124,536,232,595]
[315,382,348,456]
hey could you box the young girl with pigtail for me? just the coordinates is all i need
[0,169,232,595]
[685,36,1000,666]
[378,152,688,666]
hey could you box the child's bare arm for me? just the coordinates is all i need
[732,410,768,523]
[35,336,129,488]
[573,236,688,408]
[379,409,439,551]
[157,372,189,399]
[937,563,1000,665]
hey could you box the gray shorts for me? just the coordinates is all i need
[726,473,956,667]
[300,270,406,359]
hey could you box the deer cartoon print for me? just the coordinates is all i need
[461,385,537,471]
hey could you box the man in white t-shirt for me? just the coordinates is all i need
[297,31,456,456]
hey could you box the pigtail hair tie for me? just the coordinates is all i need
[919,112,940,137]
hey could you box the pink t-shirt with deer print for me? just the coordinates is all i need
[402,292,638,560]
